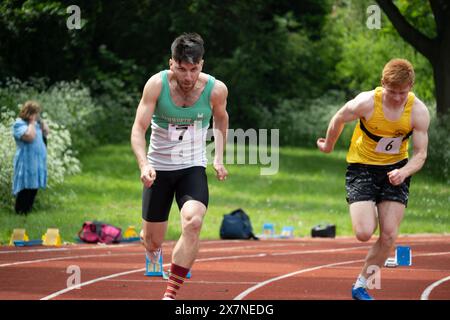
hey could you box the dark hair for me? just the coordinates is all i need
[171,33,204,64]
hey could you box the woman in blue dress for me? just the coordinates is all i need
[12,101,49,214]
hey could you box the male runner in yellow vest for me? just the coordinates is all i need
[317,59,430,300]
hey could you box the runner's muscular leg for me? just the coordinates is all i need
[359,201,405,278]
[172,200,206,269]
[141,220,168,253]
[350,201,378,242]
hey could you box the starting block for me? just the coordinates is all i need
[396,246,412,266]
[258,223,275,238]
[384,246,412,267]
[14,239,43,247]
[121,237,141,243]
[145,253,168,279]
[384,257,398,268]
[42,228,62,246]
[123,226,138,238]
[280,226,294,239]
[144,253,191,279]
[9,229,29,246]
[121,226,141,243]
[258,223,295,239]
[263,223,275,236]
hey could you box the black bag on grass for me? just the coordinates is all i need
[220,209,259,240]
[311,224,336,238]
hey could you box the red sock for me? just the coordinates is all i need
[164,263,190,300]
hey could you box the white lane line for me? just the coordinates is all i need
[233,259,364,300]
[41,267,147,300]
[0,244,324,268]
[233,250,450,300]
[0,252,143,268]
[39,246,363,300]
[2,235,447,255]
[40,253,266,300]
[106,279,259,285]
[0,244,284,268]
[417,251,450,300]
[201,243,296,252]
[415,252,450,257]
[34,246,450,300]
[0,239,246,255]
[421,275,450,300]
[270,246,371,256]
[0,240,274,255]
[0,243,137,254]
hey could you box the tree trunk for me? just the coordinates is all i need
[431,1,450,117]
[432,44,450,117]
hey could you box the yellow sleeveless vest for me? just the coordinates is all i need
[346,87,414,165]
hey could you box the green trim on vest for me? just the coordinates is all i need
[152,70,214,129]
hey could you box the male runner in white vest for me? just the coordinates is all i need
[131,33,229,300]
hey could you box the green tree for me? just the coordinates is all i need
[330,0,434,102]
[377,0,450,117]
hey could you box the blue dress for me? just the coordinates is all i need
[12,119,47,196]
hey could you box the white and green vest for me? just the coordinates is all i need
[147,70,214,170]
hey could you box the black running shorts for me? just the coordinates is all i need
[142,166,209,222]
[345,159,411,206]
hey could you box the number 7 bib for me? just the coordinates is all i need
[168,123,196,142]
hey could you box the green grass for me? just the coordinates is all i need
[1,144,449,245]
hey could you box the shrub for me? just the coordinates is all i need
[268,90,354,149]
[425,105,450,182]
[0,108,16,210]
[0,78,101,152]
[0,107,81,210]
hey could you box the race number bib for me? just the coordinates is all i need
[375,137,402,154]
[168,123,195,142]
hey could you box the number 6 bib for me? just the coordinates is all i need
[375,137,403,154]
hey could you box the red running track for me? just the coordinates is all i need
[0,235,449,300]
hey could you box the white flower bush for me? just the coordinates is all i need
[45,118,82,185]
[0,108,81,209]
[0,109,16,208]
[0,78,101,152]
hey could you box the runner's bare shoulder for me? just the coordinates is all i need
[411,96,430,129]
[349,90,375,120]
[143,72,163,99]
